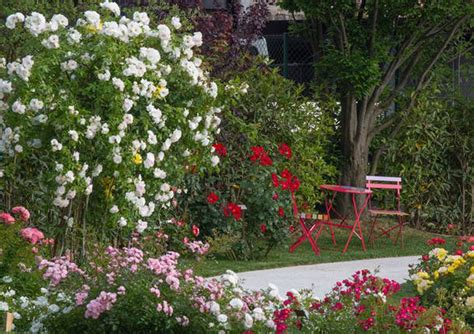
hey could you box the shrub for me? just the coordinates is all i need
[378,88,473,233]
[0,3,225,254]
[179,143,298,260]
[408,240,474,326]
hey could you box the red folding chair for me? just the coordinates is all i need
[288,193,321,256]
[366,176,409,247]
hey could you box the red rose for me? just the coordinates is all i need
[271,173,279,187]
[192,225,200,237]
[289,225,295,233]
[289,176,300,193]
[207,192,219,204]
[260,224,267,233]
[272,193,279,200]
[0,212,15,225]
[422,255,429,262]
[278,207,285,217]
[224,202,242,220]
[281,169,292,179]
[455,249,463,256]
[470,245,474,251]
[278,143,292,159]
[249,146,265,161]
[212,143,227,157]
[259,153,273,166]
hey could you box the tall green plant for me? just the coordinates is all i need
[379,88,473,233]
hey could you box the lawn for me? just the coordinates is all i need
[189,223,456,277]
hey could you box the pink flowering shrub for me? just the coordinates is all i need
[0,206,51,300]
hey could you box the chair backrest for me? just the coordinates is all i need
[366,175,402,211]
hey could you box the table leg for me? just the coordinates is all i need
[342,193,370,254]
[324,192,337,245]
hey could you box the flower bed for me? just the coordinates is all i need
[409,237,474,327]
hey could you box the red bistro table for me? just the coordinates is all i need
[289,185,372,255]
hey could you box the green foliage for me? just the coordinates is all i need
[222,66,337,205]
[379,88,473,232]
[179,144,293,261]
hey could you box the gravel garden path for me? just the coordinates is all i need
[231,256,419,297]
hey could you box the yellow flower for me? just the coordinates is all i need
[465,251,474,258]
[467,274,474,288]
[86,21,103,33]
[416,271,430,279]
[132,153,143,165]
[470,266,474,274]
[429,248,447,261]
[466,296,474,309]
[434,271,439,280]
[154,86,165,98]
[416,279,433,295]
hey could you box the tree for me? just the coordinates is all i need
[279,0,473,204]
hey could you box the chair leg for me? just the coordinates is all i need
[394,216,404,248]
[368,216,377,245]
[329,223,337,245]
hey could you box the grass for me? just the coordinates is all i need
[189,222,456,277]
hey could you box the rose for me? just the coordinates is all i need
[212,143,227,157]
[207,192,219,204]
[20,227,45,244]
[0,212,15,225]
[278,143,292,159]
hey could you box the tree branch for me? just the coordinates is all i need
[368,113,398,140]
[357,0,366,22]
[368,0,379,56]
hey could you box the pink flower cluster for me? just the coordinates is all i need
[184,240,210,255]
[147,252,181,291]
[85,291,117,319]
[105,246,144,273]
[0,206,30,225]
[331,269,401,301]
[75,285,91,306]
[39,256,85,286]
[12,206,30,221]
[20,227,44,244]
[156,300,173,316]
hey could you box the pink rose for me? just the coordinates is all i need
[0,212,15,225]
[11,206,31,221]
[20,227,45,244]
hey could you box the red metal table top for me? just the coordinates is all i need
[320,184,372,195]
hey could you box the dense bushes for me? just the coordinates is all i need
[0,5,226,255]
[378,89,473,233]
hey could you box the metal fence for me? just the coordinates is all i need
[255,33,315,85]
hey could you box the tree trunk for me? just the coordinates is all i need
[337,95,370,216]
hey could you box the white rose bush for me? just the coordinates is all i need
[0,2,223,248]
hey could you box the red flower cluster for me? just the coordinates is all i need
[223,202,242,220]
[207,192,219,204]
[278,143,292,159]
[212,143,227,157]
[427,237,446,246]
[260,224,267,233]
[273,169,300,193]
[395,297,426,330]
[249,146,272,166]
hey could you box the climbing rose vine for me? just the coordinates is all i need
[0,2,227,243]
